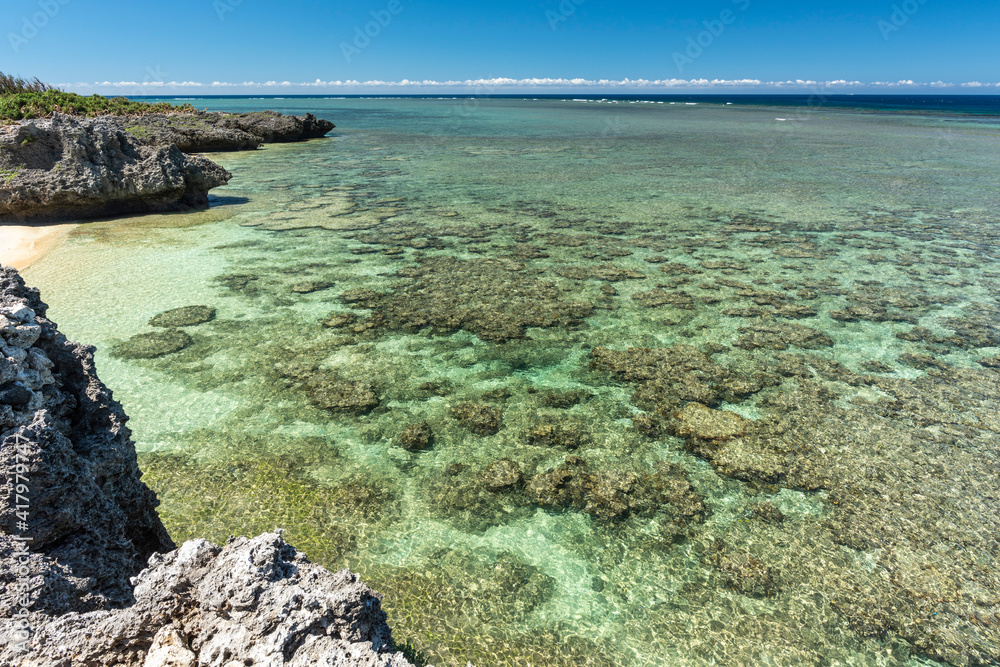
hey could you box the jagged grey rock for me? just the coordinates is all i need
[2,532,414,667]
[0,266,416,667]
[0,265,174,618]
[117,110,334,152]
[0,114,233,222]
[0,109,334,222]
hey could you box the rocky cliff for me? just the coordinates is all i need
[0,266,415,667]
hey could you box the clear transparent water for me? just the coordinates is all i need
[23,98,1000,666]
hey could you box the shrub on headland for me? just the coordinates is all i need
[0,72,52,94]
[1,72,196,123]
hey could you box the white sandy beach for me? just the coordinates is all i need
[0,223,77,271]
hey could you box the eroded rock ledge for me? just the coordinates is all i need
[121,110,335,152]
[0,110,334,222]
[0,266,414,667]
[0,114,232,222]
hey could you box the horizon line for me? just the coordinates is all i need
[58,77,1000,95]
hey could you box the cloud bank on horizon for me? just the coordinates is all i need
[64,78,1000,96]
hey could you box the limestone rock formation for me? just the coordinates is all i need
[0,114,232,222]
[0,109,334,222]
[0,265,174,617]
[3,532,414,667]
[119,110,335,152]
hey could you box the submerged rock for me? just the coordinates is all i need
[978,355,1000,369]
[425,463,534,532]
[711,540,781,598]
[672,402,749,441]
[322,312,357,329]
[538,388,593,408]
[451,402,503,436]
[733,322,833,351]
[528,456,706,526]
[305,372,380,413]
[589,344,778,417]
[397,421,434,451]
[481,458,523,491]
[526,419,590,449]
[112,329,192,359]
[749,502,785,524]
[148,305,216,328]
[291,280,334,294]
[340,257,594,343]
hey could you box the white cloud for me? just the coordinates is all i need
[58,77,1000,93]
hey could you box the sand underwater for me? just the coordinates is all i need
[22,97,1000,666]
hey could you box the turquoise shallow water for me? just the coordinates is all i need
[22,98,1000,666]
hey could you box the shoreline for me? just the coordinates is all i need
[0,222,77,270]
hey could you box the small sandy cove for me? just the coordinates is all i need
[0,223,77,270]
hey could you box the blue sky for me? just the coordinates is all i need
[4,0,999,93]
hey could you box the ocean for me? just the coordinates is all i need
[23,95,1000,666]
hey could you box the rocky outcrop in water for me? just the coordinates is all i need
[0,266,415,667]
[0,114,232,222]
[0,110,334,222]
[119,110,335,152]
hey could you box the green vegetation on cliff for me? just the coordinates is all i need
[1,72,196,123]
